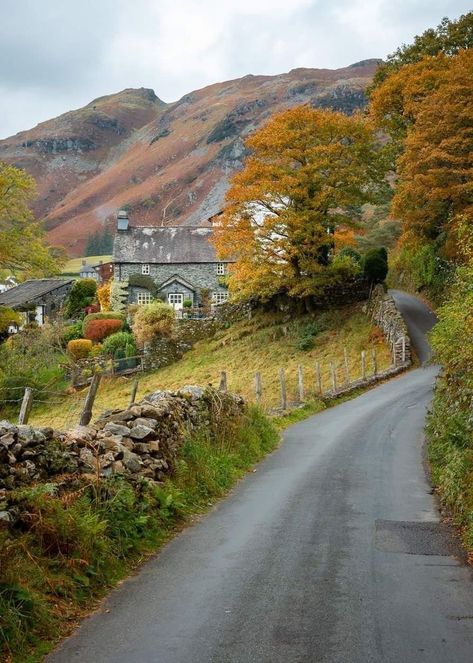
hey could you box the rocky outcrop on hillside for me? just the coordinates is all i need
[0,387,244,501]
[0,61,380,254]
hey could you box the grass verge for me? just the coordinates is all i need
[0,406,278,662]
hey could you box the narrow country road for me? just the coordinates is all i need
[48,292,473,663]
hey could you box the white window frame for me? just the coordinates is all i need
[141,264,150,275]
[168,293,184,310]
[137,292,152,305]
[212,291,229,305]
[216,263,226,276]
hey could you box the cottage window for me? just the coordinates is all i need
[137,292,152,305]
[212,291,229,305]
[216,263,226,276]
[141,264,150,275]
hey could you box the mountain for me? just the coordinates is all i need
[0,60,380,255]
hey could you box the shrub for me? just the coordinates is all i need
[132,302,175,347]
[65,279,97,317]
[362,247,388,283]
[102,331,136,358]
[110,280,129,313]
[183,299,193,308]
[339,246,362,265]
[63,322,83,344]
[84,319,123,342]
[82,312,124,336]
[67,339,93,360]
[97,281,111,312]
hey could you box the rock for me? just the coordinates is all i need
[79,448,96,471]
[133,417,158,429]
[38,427,54,439]
[148,441,160,453]
[112,460,125,474]
[128,405,142,417]
[67,426,96,443]
[121,437,135,450]
[0,510,11,526]
[0,421,18,436]
[133,442,151,454]
[103,423,130,436]
[129,425,154,440]
[122,451,141,473]
[0,434,16,449]
[178,385,204,399]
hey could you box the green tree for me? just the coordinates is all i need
[0,162,60,277]
[370,11,473,91]
[65,279,97,318]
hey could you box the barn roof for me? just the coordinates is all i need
[0,279,73,308]
[113,226,230,264]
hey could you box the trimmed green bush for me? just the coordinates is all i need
[102,331,136,358]
[65,279,97,318]
[362,247,388,283]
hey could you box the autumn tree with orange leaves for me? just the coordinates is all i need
[212,107,388,301]
[370,48,473,280]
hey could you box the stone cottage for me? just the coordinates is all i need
[0,279,73,326]
[113,211,232,310]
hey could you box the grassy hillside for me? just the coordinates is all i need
[61,255,112,275]
[29,303,392,429]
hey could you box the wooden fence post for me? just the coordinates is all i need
[316,361,322,395]
[18,387,33,425]
[330,361,337,392]
[219,371,227,392]
[129,379,139,408]
[279,368,287,410]
[372,348,378,376]
[297,365,304,403]
[255,372,262,404]
[361,350,366,380]
[79,374,101,426]
[343,348,350,385]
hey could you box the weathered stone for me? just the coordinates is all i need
[0,511,11,526]
[0,433,16,447]
[121,437,135,450]
[79,448,96,470]
[103,423,130,436]
[133,442,151,454]
[122,451,141,473]
[67,426,96,443]
[148,440,160,453]
[128,405,142,417]
[129,425,154,440]
[112,460,125,474]
[133,417,158,429]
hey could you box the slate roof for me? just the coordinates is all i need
[0,279,73,307]
[113,226,230,264]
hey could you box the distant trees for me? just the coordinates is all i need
[0,162,60,277]
[212,106,388,301]
[85,227,114,256]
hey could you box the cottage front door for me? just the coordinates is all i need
[168,293,184,310]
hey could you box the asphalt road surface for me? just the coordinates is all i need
[48,291,473,663]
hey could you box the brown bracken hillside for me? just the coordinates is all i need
[0,60,380,255]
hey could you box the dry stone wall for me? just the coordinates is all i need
[0,386,244,501]
[367,285,411,365]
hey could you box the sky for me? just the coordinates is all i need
[0,0,470,139]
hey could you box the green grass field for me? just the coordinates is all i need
[29,303,392,429]
[61,255,112,275]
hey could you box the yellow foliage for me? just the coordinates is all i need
[212,106,387,301]
[67,339,93,360]
[97,281,111,312]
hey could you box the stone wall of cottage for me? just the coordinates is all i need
[115,262,228,304]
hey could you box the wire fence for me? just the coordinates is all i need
[0,335,409,430]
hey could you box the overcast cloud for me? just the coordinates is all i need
[0,0,470,138]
